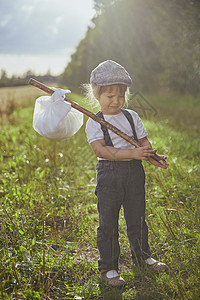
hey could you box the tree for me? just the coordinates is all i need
[61,0,200,94]
[93,0,116,13]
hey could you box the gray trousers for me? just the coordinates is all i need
[95,159,151,271]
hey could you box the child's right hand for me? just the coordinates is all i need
[132,146,157,161]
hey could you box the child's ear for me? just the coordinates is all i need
[94,92,100,101]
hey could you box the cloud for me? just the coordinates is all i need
[0,0,94,55]
[20,4,34,16]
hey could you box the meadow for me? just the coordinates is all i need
[0,85,199,299]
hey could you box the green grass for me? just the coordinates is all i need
[0,87,199,299]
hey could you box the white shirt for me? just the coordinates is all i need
[86,109,147,152]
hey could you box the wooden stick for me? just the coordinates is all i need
[29,78,166,164]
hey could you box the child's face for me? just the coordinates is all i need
[96,85,126,115]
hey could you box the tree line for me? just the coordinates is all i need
[60,0,200,95]
[0,69,59,88]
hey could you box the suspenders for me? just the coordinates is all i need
[96,109,138,147]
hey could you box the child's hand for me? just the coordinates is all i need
[132,146,157,160]
[136,137,169,169]
[148,153,169,169]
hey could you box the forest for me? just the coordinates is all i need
[61,0,200,95]
[0,70,59,88]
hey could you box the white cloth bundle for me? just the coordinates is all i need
[33,89,83,139]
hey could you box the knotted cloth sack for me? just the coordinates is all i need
[33,89,83,139]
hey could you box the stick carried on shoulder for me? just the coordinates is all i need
[29,78,166,165]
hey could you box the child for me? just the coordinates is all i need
[85,60,169,287]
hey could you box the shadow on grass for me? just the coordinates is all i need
[99,280,124,300]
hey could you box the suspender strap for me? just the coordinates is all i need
[121,109,138,141]
[96,109,138,146]
[96,111,114,146]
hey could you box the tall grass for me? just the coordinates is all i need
[0,86,46,119]
[0,86,199,299]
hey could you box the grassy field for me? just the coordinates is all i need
[0,86,199,299]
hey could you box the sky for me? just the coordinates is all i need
[0,0,95,76]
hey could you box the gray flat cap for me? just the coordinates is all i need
[90,60,132,86]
